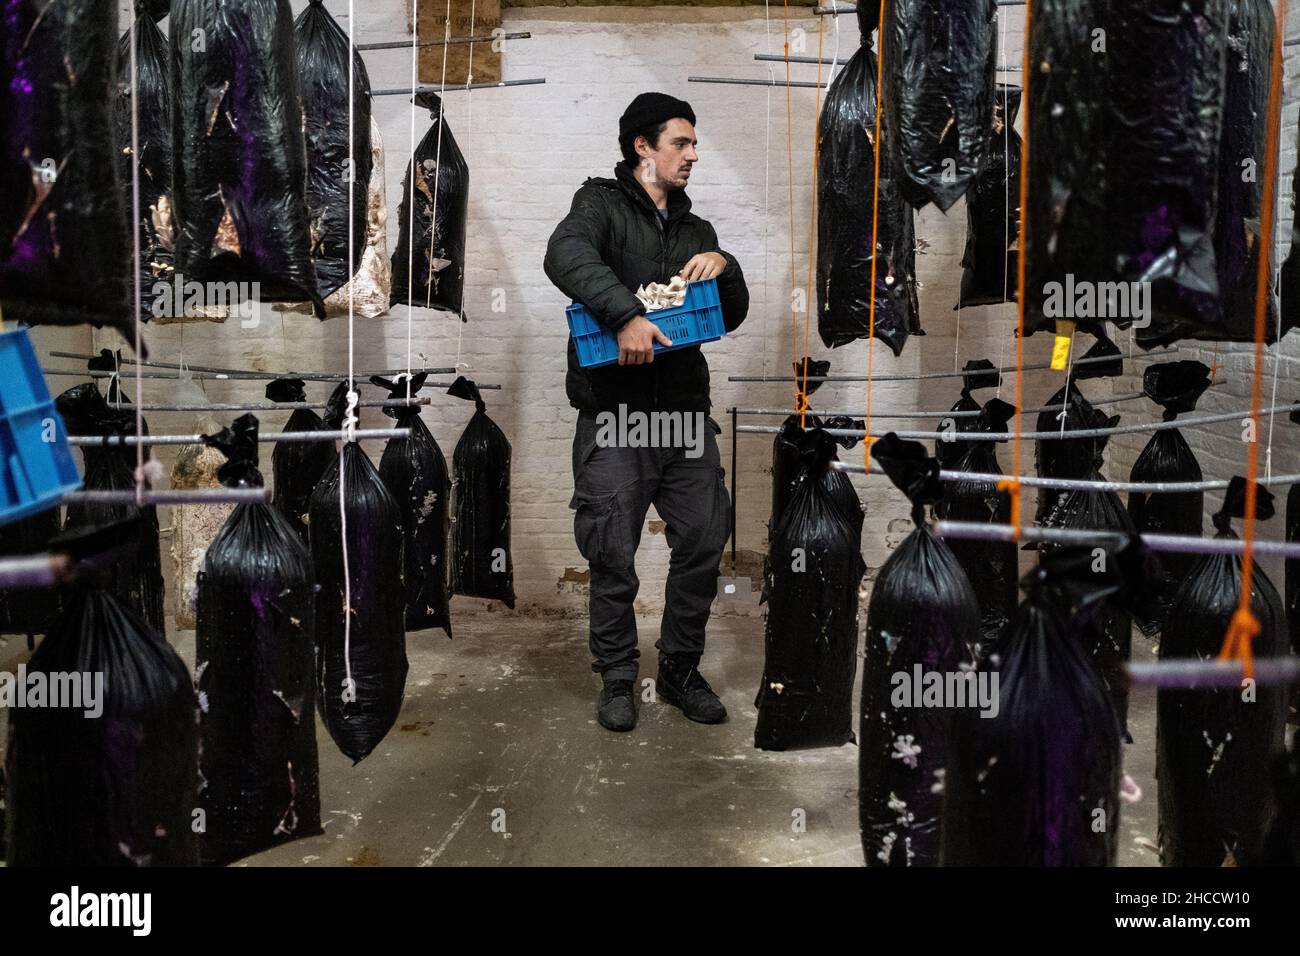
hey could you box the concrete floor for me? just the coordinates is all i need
[0,612,1165,867]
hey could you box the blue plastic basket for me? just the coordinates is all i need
[0,328,81,526]
[566,277,726,368]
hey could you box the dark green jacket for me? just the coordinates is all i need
[544,161,749,413]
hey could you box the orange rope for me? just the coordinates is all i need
[864,0,887,473]
[799,17,827,426]
[781,2,800,425]
[1008,0,1034,538]
[1219,0,1287,680]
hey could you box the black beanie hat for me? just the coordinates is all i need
[619,92,697,151]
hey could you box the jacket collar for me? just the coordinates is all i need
[614,161,692,223]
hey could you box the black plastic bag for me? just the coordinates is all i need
[373,373,453,637]
[957,85,1021,307]
[771,361,830,532]
[295,0,373,301]
[0,0,132,343]
[755,429,865,751]
[267,378,335,544]
[882,0,997,212]
[195,415,321,865]
[934,359,1002,470]
[1289,456,1300,658]
[115,2,173,321]
[0,505,63,639]
[390,92,469,319]
[448,377,515,608]
[860,435,979,866]
[309,441,408,764]
[1264,741,1300,864]
[817,36,920,356]
[1109,0,1230,345]
[933,397,1018,647]
[170,0,324,315]
[5,522,198,866]
[1034,385,1118,524]
[1188,0,1277,347]
[941,548,1122,866]
[1040,469,1141,735]
[1127,361,1210,591]
[56,382,165,634]
[1158,478,1289,866]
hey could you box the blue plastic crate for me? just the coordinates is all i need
[566,277,726,368]
[0,328,81,526]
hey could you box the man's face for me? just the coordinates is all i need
[636,118,699,191]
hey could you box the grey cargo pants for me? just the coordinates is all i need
[570,410,731,681]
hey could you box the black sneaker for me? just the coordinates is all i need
[656,654,727,724]
[596,678,637,732]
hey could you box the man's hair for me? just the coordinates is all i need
[620,121,668,168]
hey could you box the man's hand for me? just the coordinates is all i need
[617,315,673,365]
[679,252,727,283]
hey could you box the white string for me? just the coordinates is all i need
[407,0,418,385]
[996,8,1010,400]
[762,0,773,376]
[1057,329,1076,435]
[128,9,144,506]
[423,2,451,313]
[339,0,358,707]
[456,0,476,371]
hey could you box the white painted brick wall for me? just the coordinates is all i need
[27,3,1300,625]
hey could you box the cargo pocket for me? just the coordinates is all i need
[571,487,635,570]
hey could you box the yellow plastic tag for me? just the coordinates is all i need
[1050,335,1071,371]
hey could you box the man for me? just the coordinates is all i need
[543,92,749,732]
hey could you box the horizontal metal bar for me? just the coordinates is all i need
[48,352,457,379]
[67,428,410,447]
[932,520,1300,559]
[689,75,830,89]
[42,368,500,390]
[831,460,1300,494]
[1127,658,1300,689]
[0,553,74,589]
[726,346,1178,383]
[735,399,1300,442]
[355,31,530,51]
[727,388,1159,420]
[753,52,1023,72]
[106,398,430,413]
[63,488,269,506]
[371,78,545,95]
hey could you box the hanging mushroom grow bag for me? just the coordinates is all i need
[817,31,920,356]
[390,91,469,319]
[268,378,336,544]
[294,0,373,302]
[0,505,63,638]
[755,429,865,751]
[934,359,1002,471]
[448,377,515,608]
[310,438,408,763]
[114,1,173,322]
[1157,478,1289,867]
[860,435,980,866]
[0,0,132,343]
[5,520,198,866]
[1127,361,1210,593]
[933,397,1018,648]
[941,549,1122,866]
[374,373,453,637]
[56,382,166,635]
[195,415,321,865]
[170,0,324,315]
[881,0,998,212]
[957,84,1022,308]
